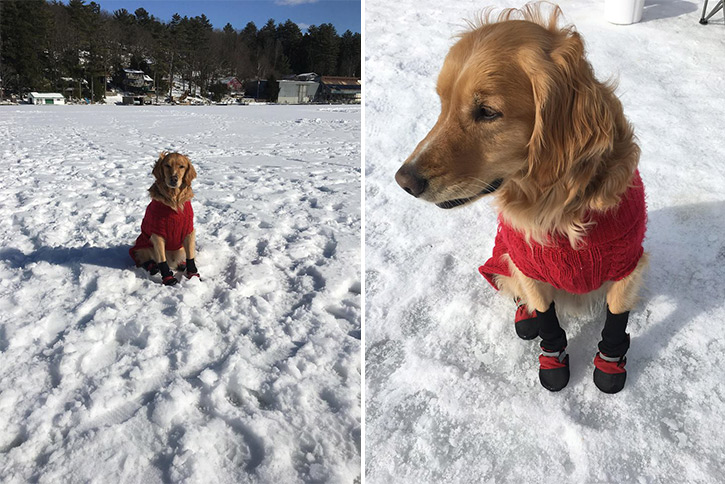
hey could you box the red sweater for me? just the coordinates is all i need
[479,171,646,294]
[130,200,194,261]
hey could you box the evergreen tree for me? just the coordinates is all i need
[267,73,279,101]
[0,0,51,94]
[337,30,361,77]
[0,0,360,98]
[305,24,339,75]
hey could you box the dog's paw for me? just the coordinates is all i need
[142,260,159,275]
[185,272,201,281]
[162,275,178,286]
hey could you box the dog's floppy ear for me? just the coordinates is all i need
[153,152,168,182]
[525,29,616,190]
[183,156,197,186]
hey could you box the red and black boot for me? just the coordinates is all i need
[157,261,178,286]
[141,260,159,275]
[514,298,540,340]
[537,302,570,392]
[593,351,627,394]
[593,308,630,394]
[184,258,200,279]
[539,346,570,392]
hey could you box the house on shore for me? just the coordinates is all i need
[277,73,361,104]
[122,69,154,92]
[219,76,244,95]
[277,72,320,104]
[277,73,320,104]
[318,77,361,104]
[28,92,65,105]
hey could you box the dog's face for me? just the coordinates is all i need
[396,22,538,209]
[153,152,196,189]
[395,14,619,211]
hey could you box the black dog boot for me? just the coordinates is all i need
[593,308,631,394]
[141,260,159,275]
[185,258,200,279]
[158,261,178,286]
[593,351,627,394]
[514,298,540,340]
[539,346,570,392]
[536,302,570,391]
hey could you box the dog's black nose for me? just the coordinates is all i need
[170,176,178,184]
[395,164,428,197]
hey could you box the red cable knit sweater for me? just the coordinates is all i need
[129,200,194,263]
[479,171,646,294]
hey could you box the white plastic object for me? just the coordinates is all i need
[605,0,646,25]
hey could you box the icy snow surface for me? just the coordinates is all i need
[0,105,361,482]
[365,1,725,482]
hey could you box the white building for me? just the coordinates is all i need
[277,73,321,104]
[29,92,65,105]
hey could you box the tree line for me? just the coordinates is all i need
[0,0,361,101]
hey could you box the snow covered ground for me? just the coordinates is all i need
[365,1,725,482]
[0,105,361,482]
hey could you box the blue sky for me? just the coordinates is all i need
[95,0,361,33]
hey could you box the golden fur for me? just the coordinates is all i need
[397,3,646,314]
[132,152,197,269]
[149,151,197,211]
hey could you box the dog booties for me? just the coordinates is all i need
[130,200,194,263]
[479,171,646,294]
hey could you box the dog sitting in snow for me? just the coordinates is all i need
[395,5,647,393]
[130,152,200,286]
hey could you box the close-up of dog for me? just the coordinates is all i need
[130,152,201,286]
[395,4,647,393]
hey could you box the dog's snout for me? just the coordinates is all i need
[170,175,179,183]
[395,164,428,198]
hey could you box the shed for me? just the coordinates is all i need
[122,95,150,105]
[29,92,65,105]
[277,73,320,104]
[318,77,361,103]
[278,80,320,104]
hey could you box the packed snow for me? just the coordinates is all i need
[365,1,725,482]
[0,104,361,482]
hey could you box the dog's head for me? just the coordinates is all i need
[395,5,634,214]
[153,152,196,190]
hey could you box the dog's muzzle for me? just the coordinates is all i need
[395,164,428,197]
[435,178,504,209]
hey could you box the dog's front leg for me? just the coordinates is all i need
[594,253,649,393]
[183,229,200,279]
[150,234,177,286]
[506,260,569,390]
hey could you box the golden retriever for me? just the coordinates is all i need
[130,152,199,286]
[395,4,647,393]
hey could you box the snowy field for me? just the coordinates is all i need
[365,1,725,482]
[0,105,361,482]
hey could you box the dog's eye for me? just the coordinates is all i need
[473,104,502,122]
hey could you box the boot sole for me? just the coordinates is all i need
[539,368,570,391]
[593,368,626,394]
[539,355,570,392]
